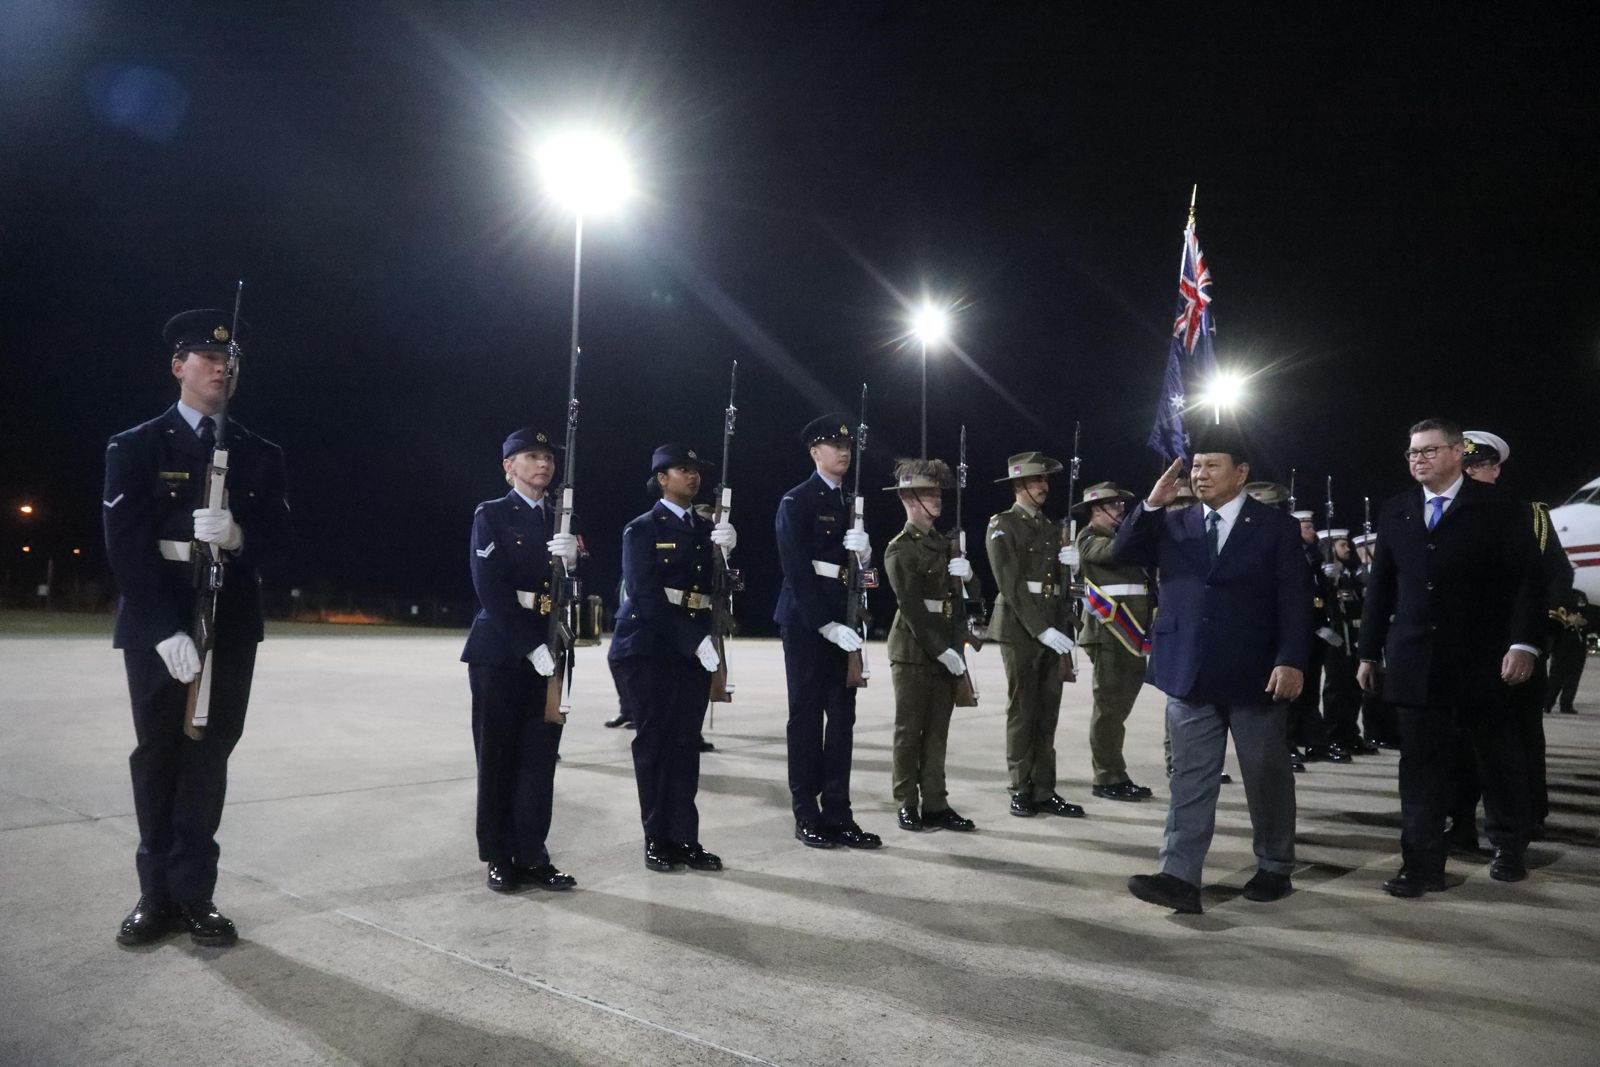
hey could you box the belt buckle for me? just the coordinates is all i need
[941,600,953,618]
[539,594,553,615]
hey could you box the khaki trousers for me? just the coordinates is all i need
[1000,641,1062,800]
[890,662,957,812]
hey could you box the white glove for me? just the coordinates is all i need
[155,632,200,683]
[1038,626,1075,656]
[947,557,973,581]
[546,532,579,567]
[1321,562,1341,579]
[528,644,556,676]
[843,528,872,564]
[710,522,737,552]
[936,648,967,676]
[193,508,242,552]
[695,636,721,672]
[1058,544,1080,568]
[819,621,864,652]
[1316,626,1344,649]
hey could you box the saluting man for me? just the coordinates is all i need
[609,444,736,872]
[1072,482,1156,801]
[882,457,979,833]
[985,452,1085,819]
[461,428,581,895]
[774,415,882,850]
[105,308,289,947]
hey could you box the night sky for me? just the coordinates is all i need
[4,2,1597,630]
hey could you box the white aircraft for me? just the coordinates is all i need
[1549,476,1600,604]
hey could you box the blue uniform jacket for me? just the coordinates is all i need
[461,491,569,665]
[773,471,851,632]
[1112,496,1312,705]
[609,501,715,662]
[103,405,290,650]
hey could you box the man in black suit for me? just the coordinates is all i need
[1113,425,1312,915]
[1358,419,1545,896]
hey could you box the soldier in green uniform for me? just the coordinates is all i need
[985,452,1085,819]
[1072,482,1156,801]
[883,458,979,833]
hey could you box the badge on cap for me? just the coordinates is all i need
[839,425,849,435]
[213,326,229,342]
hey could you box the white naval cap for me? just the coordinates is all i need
[1318,528,1350,541]
[1462,430,1509,466]
[1291,510,1314,521]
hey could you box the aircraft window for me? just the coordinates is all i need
[1562,487,1600,506]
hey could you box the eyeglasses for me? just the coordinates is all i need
[1403,444,1456,462]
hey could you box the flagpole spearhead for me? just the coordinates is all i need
[1187,184,1198,228]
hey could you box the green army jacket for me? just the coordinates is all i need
[1075,523,1152,649]
[886,522,966,665]
[984,502,1067,644]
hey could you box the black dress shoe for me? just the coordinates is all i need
[1369,737,1399,749]
[176,899,238,946]
[116,895,173,946]
[644,837,681,871]
[1241,870,1293,902]
[795,822,837,848]
[1035,794,1086,818]
[1128,872,1202,914]
[1324,743,1355,763]
[1303,745,1352,763]
[674,843,723,871]
[486,862,520,893]
[1289,753,1306,773]
[1219,772,1234,784]
[1348,740,1381,756]
[897,805,924,832]
[1382,868,1447,898]
[604,714,632,728]
[924,807,976,832]
[1092,781,1146,801]
[1489,849,1527,882]
[1009,794,1037,818]
[698,738,715,753]
[514,862,577,890]
[825,820,883,849]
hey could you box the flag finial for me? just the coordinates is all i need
[1188,184,1198,227]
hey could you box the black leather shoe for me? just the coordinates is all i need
[604,714,632,728]
[924,807,976,832]
[1289,753,1306,773]
[644,837,681,871]
[698,738,715,753]
[514,863,576,890]
[795,822,837,848]
[176,900,238,946]
[1241,870,1293,902]
[1303,745,1353,764]
[1324,743,1355,763]
[825,820,883,849]
[1036,794,1086,818]
[1219,772,1234,784]
[674,843,723,871]
[1489,849,1527,882]
[486,862,519,893]
[1092,781,1146,801]
[1369,737,1399,749]
[116,895,173,946]
[1382,868,1447,898]
[1348,740,1381,756]
[897,805,924,832]
[1009,794,1037,817]
[1128,872,1202,914]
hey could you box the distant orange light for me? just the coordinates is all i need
[18,505,33,515]
[21,545,30,553]
[73,548,82,555]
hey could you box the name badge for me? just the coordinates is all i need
[158,471,191,481]
[656,542,677,549]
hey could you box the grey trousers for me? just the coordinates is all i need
[1160,696,1296,887]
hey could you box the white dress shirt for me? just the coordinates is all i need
[1202,493,1248,554]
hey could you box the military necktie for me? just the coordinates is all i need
[1427,496,1445,530]
[198,416,216,451]
[1206,510,1221,564]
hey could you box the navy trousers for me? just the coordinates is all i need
[612,656,710,844]
[1397,703,1529,875]
[468,660,563,866]
[780,626,858,825]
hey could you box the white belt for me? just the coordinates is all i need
[922,598,948,614]
[158,539,192,562]
[1024,580,1060,596]
[812,560,844,580]
[665,587,714,610]
[1096,584,1147,598]
[516,590,538,610]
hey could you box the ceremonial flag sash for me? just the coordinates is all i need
[1084,580,1152,657]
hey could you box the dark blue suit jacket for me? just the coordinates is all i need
[773,471,851,632]
[609,501,715,662]
[461,491,566,665]
[1112,496,1312,705]
[103,405,290,650]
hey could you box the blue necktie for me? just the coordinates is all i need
[1427,496,1445,530]
[1206,510,1221,563]
[197,416,216,450]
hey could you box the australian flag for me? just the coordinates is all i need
[1147,220,1217,461]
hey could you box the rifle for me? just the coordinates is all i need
[951,424,978,707]
[1362,495,1373,538]
[1288,468,1298,513]
[1322,475,1335,555]
[542,341,583,725]
[844,383,875,687]
[1058,420,1082,684]
[708,360,742,705]
[183,280,244,741]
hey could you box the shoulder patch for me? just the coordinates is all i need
[475,542,495,559]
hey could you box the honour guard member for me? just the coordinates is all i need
[1319,530,1375,754]
[1073,482,1155,801]
[1289,508,1350,766]
[985,452,1084,819]
[105,308,289,946]
[461,428,580,894]
[882,458,979,833]
[774,415,882,849]
[609,445,736,872]
[1350,531,1399,748]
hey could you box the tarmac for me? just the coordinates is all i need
[3,619,1599,1066]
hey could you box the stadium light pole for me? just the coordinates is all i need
[910,303,950,458]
